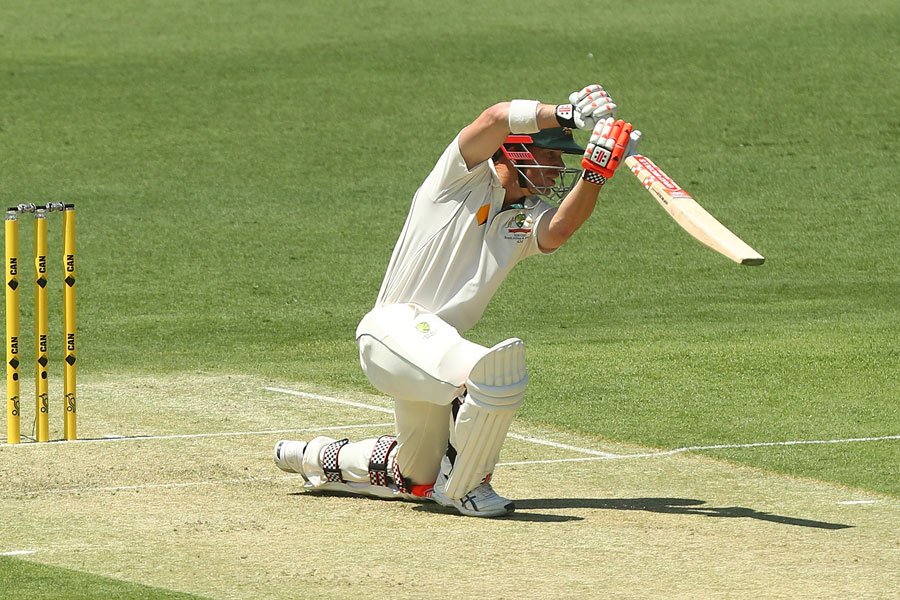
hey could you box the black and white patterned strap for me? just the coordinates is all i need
[369,435,398,487]
[322,438,349,483]
[390,450,411,494]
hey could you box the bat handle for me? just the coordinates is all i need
[623,130,643,159]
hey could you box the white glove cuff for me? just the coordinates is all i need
[508,99,540,134]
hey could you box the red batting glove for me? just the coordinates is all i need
[581,118,635,180]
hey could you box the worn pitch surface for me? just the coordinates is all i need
[1,374,896,599]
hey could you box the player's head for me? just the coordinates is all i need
[497,127,583,202]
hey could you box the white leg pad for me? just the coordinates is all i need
[300,436,420,501]
[443,338,527,500]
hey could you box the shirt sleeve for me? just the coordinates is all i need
[419,133,498,204]
[520,200,559,258]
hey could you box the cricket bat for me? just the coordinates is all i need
[624,154,765,266]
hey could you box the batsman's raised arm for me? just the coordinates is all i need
[535,178,603,251]
[458,84,618,170]
[458,102,561,169]
[537,117,643,251]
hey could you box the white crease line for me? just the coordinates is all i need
[500,434,900,465]
[501,456,619,466]
[21,474,307,496]
[264,387,394,414]
[632,435,900,458]
[0,423,394,447]
[266,387,900,461]
[6,384,896,467]
[264,387,615,457]
[1,550,37,556]
[837,500,878,505]
[506,433,618,457]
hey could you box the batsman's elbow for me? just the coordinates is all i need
[542,226,576,250]
[536,210,578,251]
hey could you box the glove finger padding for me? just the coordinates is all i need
[560,84,617,130]
[582,118,635,179]
[568,84,607,106]
[575,90,615,117]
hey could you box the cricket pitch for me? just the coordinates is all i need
[1,374,897,599]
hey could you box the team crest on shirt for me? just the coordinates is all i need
[415,321,435,339]
[503,212,533,242]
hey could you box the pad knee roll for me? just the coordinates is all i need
[444,338,527,499]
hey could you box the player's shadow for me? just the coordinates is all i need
[509,497,853,529]
[296,492,852,528]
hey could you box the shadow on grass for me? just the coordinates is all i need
[512,498,853,529]
[292,491,852,528]
[294,490,582,522]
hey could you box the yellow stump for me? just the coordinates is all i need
[6,210,20,444]
[63,206,76,440]
[34,209,50,442]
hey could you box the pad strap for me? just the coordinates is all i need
[369,435,398,487]
[391,451,411,494]
[367,434,412,493]
[322,438,349,483]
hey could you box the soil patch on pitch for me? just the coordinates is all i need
[1,374,897,599]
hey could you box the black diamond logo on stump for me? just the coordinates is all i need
[37,277,47,288]
[65,276,75,287]
[65,355,76,366]
[9,358,19,369]
[38,356,48,367]
[8,280,17,290]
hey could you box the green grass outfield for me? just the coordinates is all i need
[1,0,898,597]
[0,557,207,600]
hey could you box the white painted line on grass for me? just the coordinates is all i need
[264,387,394,414]
[506,433,619,457]
[263,387,615,457]
[630,435,900,458]
[499,434,900,466]
[24,474,307,496]
[264,386,900,461]
[1,550,37,556]
[0,423,394,447]
[5,385,896,471]
[837,500,878,505]
[15,388,895,497]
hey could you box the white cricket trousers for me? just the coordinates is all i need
[347,303,490,485]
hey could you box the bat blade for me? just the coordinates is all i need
[624,154,765,266]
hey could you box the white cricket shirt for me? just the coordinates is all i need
[373,133,556,332]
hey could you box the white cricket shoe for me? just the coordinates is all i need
[431,464,515,518]
[273,440,308,480]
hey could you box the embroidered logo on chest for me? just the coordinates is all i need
[415,321,435,339]
[503,212,533,241]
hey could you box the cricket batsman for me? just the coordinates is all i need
[275,85,641,517]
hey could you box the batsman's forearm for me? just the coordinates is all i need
[540,179,600,249]
[459,102,569,169]
[535,104,565,130]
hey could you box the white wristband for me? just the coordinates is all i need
[508,99,540,134]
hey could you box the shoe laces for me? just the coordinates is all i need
[472,480,501,499]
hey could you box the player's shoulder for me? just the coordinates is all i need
[435,133,497,182]
[417,133,499,204]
